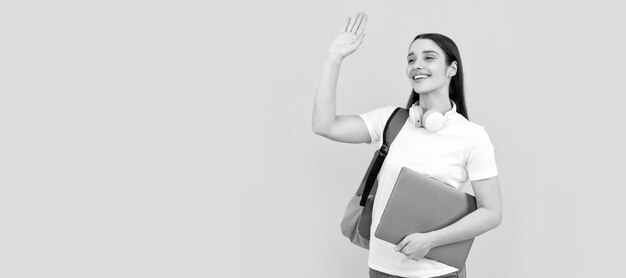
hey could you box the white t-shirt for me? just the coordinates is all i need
[358,102,499,278]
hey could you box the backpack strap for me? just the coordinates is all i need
[382,108,409,154]
[358,107,408,206]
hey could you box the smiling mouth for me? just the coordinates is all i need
[412,74,429,81]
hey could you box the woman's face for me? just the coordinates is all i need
[406,39,456,94]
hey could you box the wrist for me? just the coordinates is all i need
[326,54,343,65]
[424,231,442,248]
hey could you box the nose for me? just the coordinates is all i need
[410,66,423,74]
[410,63,423,70]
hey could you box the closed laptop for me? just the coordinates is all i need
[374,167,477,269]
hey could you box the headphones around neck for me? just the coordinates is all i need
[409,102,452,132]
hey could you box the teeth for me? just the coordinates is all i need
[413,75,428,80]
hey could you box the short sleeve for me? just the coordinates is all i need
[466,127,499,181]
[357,105,398,145]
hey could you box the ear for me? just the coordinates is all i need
[447,61,458,78]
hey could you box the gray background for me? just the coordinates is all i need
[1,0,625,277]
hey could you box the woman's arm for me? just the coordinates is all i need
[395,176,502,260]
[312,12,371,144]
[428,176,503,246]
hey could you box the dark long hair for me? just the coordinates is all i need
[406,33,468,120]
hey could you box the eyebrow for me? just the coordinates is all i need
[407,50,440,58]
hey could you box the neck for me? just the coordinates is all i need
[418,91,452,114]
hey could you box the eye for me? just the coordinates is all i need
[426,57,435,60]
[408,59,414,63]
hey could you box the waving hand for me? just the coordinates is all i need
[328,12,368,60]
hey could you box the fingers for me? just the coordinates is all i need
[342,17,350,32]
[344,12,366,34]
[355,13,367,35]
[350,12,363,33]
[394,239,409,252]
[348,12,360,33]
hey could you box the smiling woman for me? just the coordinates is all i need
[312,12,501,278]
[405,33,468,122]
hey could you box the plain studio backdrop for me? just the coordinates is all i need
[1,1,625,277]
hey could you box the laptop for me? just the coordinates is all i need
[374,167,477,269]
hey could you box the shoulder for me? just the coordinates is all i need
[376,105,403,116]
[466,120,489,136]
[448,116,496,150]
[460,119,496,152]
[450,115,489,136]
[359,105,402,122]
[358,105,404,145]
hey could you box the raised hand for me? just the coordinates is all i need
[328,12,368,61]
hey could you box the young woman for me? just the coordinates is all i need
[312,12,503,278]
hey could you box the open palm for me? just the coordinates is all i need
[328,12,368,60]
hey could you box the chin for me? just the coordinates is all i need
[412,83,445,95]
[412,87,434,94]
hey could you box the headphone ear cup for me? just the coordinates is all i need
[409,105,423,128]
[422,110,445,132]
